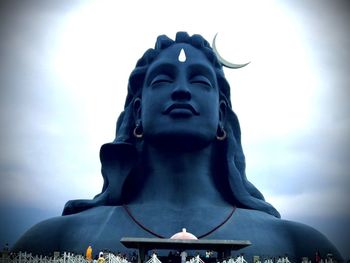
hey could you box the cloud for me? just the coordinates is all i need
[270,189,350,219]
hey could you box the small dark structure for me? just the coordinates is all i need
[120,237,251,263]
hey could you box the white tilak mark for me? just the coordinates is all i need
[178,48,186,62]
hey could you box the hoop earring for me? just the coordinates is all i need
[133,122,143,138]
[216,125,227,141]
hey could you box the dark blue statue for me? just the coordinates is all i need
[13,32,342,261]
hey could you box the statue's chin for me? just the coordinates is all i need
[144,131,215,152]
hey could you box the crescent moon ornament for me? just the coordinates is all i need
[212,33,250,69]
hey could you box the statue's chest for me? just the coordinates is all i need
[62,206,294,256]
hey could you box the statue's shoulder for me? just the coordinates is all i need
[13,214,69,254]
[234,209,334,245]
[279,218,342,259]
[13,206,126,255]
[230,209,342,259]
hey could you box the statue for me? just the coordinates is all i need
[13,32,342,261]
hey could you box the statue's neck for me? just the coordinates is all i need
[130,143,228,209]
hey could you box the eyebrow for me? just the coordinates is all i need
[187,63,216,85]
[145,63,178,85]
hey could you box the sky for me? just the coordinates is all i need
[0,0,349,259]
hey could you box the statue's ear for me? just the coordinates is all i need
[219,100,227,126]
[133,97,142,122]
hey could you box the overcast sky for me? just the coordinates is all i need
[0,0,349,258]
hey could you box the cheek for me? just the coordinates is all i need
[140,97,163,132]
[202,98,220,123]
[206,112,220,133]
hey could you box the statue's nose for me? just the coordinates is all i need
[171,83,191,101]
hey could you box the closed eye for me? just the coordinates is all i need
[190,75,212,88]
[150,74,173,86]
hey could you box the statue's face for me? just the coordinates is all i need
[139,43,221,149]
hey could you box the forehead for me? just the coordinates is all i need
[156,43,209,62]
[146,43,215,76]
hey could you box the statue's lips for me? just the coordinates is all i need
[163,103,199,115]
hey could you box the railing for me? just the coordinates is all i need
[145,254,162,263]
[0,252,129,263]
[4,252,338,263]
[188,255,206,263]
